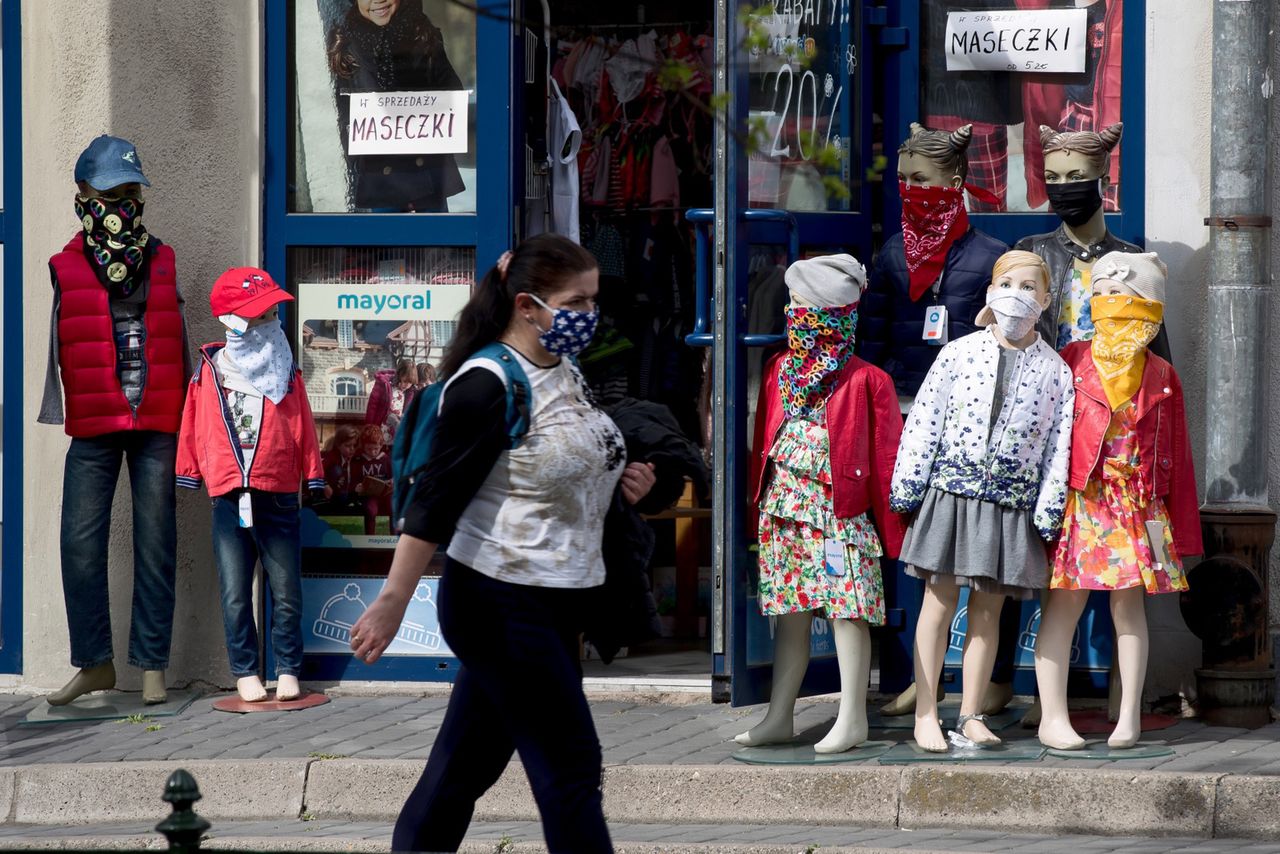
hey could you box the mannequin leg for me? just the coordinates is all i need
[913,579,961,752]
[1108,587,1149,748]
[982,600,1021,715]
[1033,589,1089,749]
[957,589,1005,746]
[735,612,813,746]
[814,619,870,754]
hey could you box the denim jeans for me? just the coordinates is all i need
[210,491,304,678]
[60,431,177,671]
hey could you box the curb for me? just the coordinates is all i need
[0,760,1275,841]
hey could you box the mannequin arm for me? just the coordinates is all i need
[1033,365,1075,540]
[867,369,907,558]
[294,377,327,492]
[889,343,955,513]
[1165,371,1204,557]
[175,368,204,490]
[350,533,437,664]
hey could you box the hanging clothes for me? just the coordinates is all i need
[549,79,583,243]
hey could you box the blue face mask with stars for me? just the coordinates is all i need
[528,293,599,357]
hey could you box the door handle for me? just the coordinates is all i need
[685,208,800,348]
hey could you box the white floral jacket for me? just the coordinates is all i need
[889,328,1075,540]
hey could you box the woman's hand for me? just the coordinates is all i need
[621,462,657,506]
[350,589,411,665]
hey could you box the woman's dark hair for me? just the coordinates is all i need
[327,2,444,81]
[440,234,598,379]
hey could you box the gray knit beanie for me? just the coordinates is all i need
[784,254,866,309]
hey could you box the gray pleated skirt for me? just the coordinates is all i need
[900,488,1047,599]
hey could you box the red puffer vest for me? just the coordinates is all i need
[50,237,186,438]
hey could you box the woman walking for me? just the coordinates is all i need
[350,234,654,853]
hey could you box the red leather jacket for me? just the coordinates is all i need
[1061,342,1203,557]
[50,238,185,438]
[176,344,325,498]
[750,351,907,558]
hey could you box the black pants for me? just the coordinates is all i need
[392,560,613,854]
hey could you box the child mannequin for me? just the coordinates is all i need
[354,424,392,535]
[737,255,905,754]
[1034,252,1202,750]
[891,250,1075,752]
[177,268,325,702]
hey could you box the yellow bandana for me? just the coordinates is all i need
[1090,296,1164,410]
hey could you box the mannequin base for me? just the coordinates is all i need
[1046,742,1174,760]
[733,740,892,765]
[878,740,1047,764]
[1070,710,1178,735]
[212,691,331,714]
[22,690,197,726]
[868,699,1024,731]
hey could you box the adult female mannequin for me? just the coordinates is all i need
[348,234,655,853]
[1034,252,1201,750]
[858,123,1008,398]
[857,123,1012,717]
[891,251,1074,752]
[1014,124,1171,361]
[737,256,905,754]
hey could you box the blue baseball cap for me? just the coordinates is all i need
[73,135,151,190]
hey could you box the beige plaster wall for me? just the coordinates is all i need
[1141,0,1213,701]
[21,1,261,690]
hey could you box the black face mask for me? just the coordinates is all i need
[1045,179,1104,227]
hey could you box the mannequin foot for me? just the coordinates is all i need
[237,676,268,703]
[142,670,168,705]
[813,715,868,754]
[958,714,1002,747]
[734,714,796,747]
[981,681,1014,716]
[1107,716,1141,749]
[47,662,116,706]
[913,714,948,753]
[1020,697,1043,728]
[276,675,300,701]
[1038,719,1086,751]
[881,681,945,716]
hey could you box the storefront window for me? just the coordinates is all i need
[290,244,473,659]
[919,0,1124,213]
[747,2,860,212]
[290,0,478,213]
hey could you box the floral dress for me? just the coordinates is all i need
[758,409,885,623]
[1051,403,1187,593]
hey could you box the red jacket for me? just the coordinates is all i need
[176,343,325,497]
[1061,342,1203,557]
[750,351,907,558]
[50,238,186,438]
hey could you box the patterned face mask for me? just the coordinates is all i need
[779,303,858,419]
[900,182,969,302]
[223,319,295,406]
[75,194,151,298]
[528,293,599,357]
[1090,295,1163,410]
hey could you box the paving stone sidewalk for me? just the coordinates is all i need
[0,692,1278,775]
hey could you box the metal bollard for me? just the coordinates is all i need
[155,769,212,854]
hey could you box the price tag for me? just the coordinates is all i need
[923,304,949,346]
[238,492,254,529]
[823,539,847,578]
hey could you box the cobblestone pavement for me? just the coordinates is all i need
[0,818,1278,853]
[0,692,1277,774]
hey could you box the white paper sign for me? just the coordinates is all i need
[297,282,471,322]
[347,90,471,156]
[945,9,1088,74]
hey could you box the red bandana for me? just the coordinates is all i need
[900,182,969,302]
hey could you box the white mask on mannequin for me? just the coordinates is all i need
[984,290,1043,341]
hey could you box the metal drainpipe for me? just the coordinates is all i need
[1182,0,1276,727]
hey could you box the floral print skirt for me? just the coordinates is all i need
[1051,409,1186,594]
[757,413,885,623]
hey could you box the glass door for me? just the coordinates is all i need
[704,0,876,706]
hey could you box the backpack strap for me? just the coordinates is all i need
[439,343,532,448]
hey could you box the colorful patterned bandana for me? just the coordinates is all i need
[900,182,969,302]
[75,194,151,298]
[1090,295,1163,410]
[780,304,858,419]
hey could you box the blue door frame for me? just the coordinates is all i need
[262,0,515,681]
[0,0,24,674]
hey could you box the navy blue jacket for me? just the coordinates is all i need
[857,228,1009,398]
